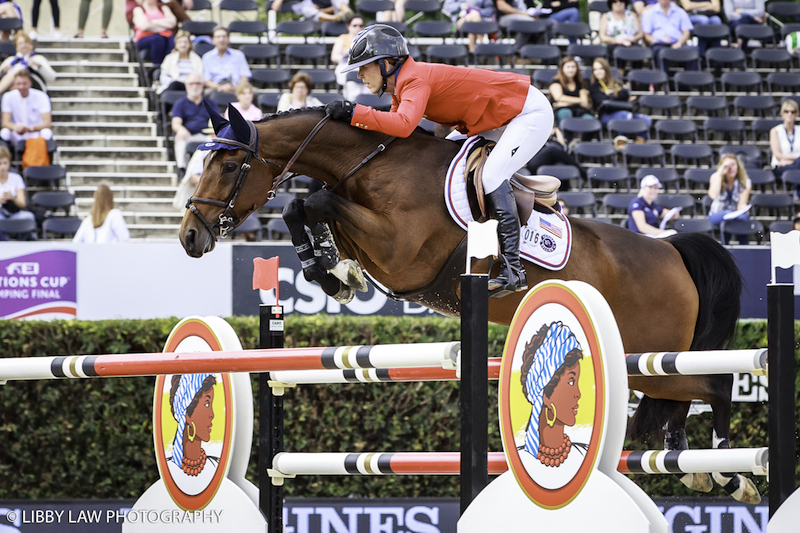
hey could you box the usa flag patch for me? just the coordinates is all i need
[539,217,563,239]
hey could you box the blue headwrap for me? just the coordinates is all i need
[523,322,580,457]
[199,125,242,152]
[171,373,213,468]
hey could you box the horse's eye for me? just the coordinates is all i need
[223,163,238,174]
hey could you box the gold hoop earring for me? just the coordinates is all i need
[188,421,197,442]
[546,403,557,427]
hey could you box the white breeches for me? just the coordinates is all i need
[479,85,554,193]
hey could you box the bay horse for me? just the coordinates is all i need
[179,105,759,503]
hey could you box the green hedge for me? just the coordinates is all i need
[0,316,795,500]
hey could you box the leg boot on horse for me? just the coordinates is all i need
[485,181,528,298]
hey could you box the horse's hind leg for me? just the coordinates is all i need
[282,199,355,304]
[663,401,713,493]
[707,374,762,504]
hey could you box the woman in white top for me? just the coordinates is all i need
[277,72,323,113]
[0,145,36,240]
[0,31,57,94]
[598,0,643,54]
[73,185,130,243]
[770,99,800,185]
[158,29,203,94]
[223,79,263,122]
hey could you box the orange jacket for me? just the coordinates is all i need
[350,57,531,138]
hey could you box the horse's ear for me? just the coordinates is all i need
[204,100,229,135]
[228,103,253,145]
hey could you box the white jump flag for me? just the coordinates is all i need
[770,230,800,284]
[466,220,499,274]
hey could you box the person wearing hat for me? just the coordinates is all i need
[627,175,678,235]
[323,24,554,298]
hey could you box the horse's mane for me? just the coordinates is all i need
[256,106,438,138]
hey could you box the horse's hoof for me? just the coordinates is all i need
[716,473,762,504]
[734,477,762,505]
[680,472,713,493]
[330,259,368,292]
[333,285,355,304]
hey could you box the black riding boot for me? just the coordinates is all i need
[485,181,527,298]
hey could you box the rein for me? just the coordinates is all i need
[187,114,395,240]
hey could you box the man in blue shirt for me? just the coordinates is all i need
[641,0,694,70]
[171,73,215,170]
[202,26,252,93]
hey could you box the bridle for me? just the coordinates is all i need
[187,115,394,240]
[186,118,288,240]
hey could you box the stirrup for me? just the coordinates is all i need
[487,255,527,299]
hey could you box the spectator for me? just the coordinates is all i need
[541,0,581,44]
[223,79,263,122]
[202,26,251,94]
[270,0,354,23]
[30,0,61,40]
[627,174,678,236]
[494,0,538,33]
[598,0,644,55]
[127,0,193,27]
[708,153,752,244]
[76,0,112,39]
[588,58,652,141]
[173,147,208,210]
[133,0,176,67]
[525,126,587,190]
[724,0,765,48]
[0,145,35,240]
[171,72,213,170]
[444,0,497,52]
[632,0,657,17]
[0,1,21,42]
[793,214,800,231]
[770,99,800,187]
[0,70,51,146]
[558,198,569,215]
[73,185,130,243]
[332,17,370,101]
[549,56,593,128]
[0,31,56,94]
[679,0,722,55]
[158,29,202,94]
[641,0,693,70]
[277,72,323,112]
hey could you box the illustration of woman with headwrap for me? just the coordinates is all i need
[165,373,219,493]
[519,321,587,479]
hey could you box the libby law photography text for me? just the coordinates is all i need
[3,507,223,526]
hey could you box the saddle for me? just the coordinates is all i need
[464,139,562,224]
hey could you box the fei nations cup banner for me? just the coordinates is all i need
[0,250,76,319]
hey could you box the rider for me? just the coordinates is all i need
[325,24,554,297]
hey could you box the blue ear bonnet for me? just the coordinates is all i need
[198,101,259,156]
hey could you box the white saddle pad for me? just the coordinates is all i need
[444,137,572,271]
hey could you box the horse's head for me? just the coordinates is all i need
[180,103,281,257]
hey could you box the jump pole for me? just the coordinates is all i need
[767,283,796,517]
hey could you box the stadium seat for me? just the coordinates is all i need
[532,68,558,89]
[557,191,597,216]
[735,24,777,48]
[507,19,548,47]
[537,165,583,191]
[733,95,776,118]
[766,72,800,93]
[276,21,317,43]
[770,220,794,234]
[425,44,469,66]
[621,143,665,168]
[228,20,267,42]
[601,192,637,215]
[704,47,746,71]
[0,218,36,240]
[285,44,328,68]
[627,69,669,93]
[589,167,631,191]
[671,144,714,167]
[658,47,700,71]
[654,119,697,142]
[659,193,696,216]
[181,21,216,38]
[23,164,66,189]
[241,44,281,67]
[674,218,715,235]
[720,71,762,95]
[257,92,281,114]
[637,94,681,118]
[751,193,792,218]
[42,217,82,240]
[673,71,716,94]
[553,22,592,43]
[686,95,728,117]
[780,169,800,194]
[750,48,794,70]
[31,191,75,217]
[250,68,291,89]
[472,43,515,68]
[612,45,653,70]
[607,118,650,140]
[683,168,715,192]
[355,93,392,110]
[719,219,765,245]
[561,117,603,142]
[751,118,782,142]
[747,169,777,193]
[573,142,616,166]
[703,117,745,143]
[566,44,608,62]
[412,21,452,41]
[519,44,561,66]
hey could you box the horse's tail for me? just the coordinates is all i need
[627,233,743,443]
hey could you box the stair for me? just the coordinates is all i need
[37,37,177,240]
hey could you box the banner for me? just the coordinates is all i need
[0,250,76,319]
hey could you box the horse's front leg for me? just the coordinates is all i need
[282,198,354,304]
[304,189,422,276]
[663,401,713,494]
[707,374,761,504]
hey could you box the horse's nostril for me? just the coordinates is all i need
[185,229,196,251]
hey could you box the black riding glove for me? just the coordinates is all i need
[325,100,355,123]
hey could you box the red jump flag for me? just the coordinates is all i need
[253,256,280,303]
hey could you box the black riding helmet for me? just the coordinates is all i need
[342,24,408,95]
